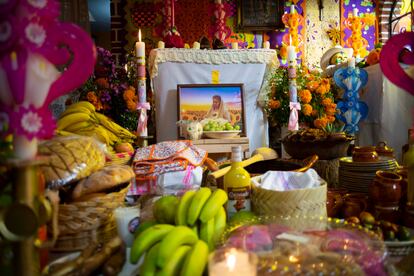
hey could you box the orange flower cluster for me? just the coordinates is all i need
[96,77,110,89]
[315,79,330,95]
[87,91,103,110]
[268,99,281,109]
[325,103,337,116]
[313,117,328,129]
[298,89,312,104]
[302,104,313,116]
[123,86,138,111]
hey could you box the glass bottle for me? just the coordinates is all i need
[223,146,251,219]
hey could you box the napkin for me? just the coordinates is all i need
[253,169,322,191]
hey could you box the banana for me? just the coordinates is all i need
[130,224,175,264]
[70,101,96,112]
[157,245,191,276]
[95,112,135,139]
[199,189,228,223]
[55,129,76,136]
[59,106,92,118]
[140,243,160,276]
[199,217,215,251]
[187,187,212,226]
[175,190,196,225]
[213,207,226,246]
[180,240,209,276]
[57,112,91,130]
[156,226,198,268]
[64,121,96,133]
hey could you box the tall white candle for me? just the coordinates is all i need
[135,29,145,58]
[348,57,355,68]
[353,8,358,17]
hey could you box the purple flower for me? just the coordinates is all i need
[101,91,111,103]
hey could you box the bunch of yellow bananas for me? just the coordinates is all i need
[56,101,136,148]
[129,187,228,275]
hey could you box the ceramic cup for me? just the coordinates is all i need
[352,146,379,162]
[341,193,368,218]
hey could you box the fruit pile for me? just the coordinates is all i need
[131,188,228,275]
[201,118,240,132]
[56,101,136,152]
[346,212,412,242]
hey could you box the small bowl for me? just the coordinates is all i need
[203,130,241,139]
[352,146,379,162]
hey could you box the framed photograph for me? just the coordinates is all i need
[237,0,285,31]
[177,84,246,138]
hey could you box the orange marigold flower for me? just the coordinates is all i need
[95,100,103,111]
[322,98,332,106]
[298,89,312,104]
[87,91,98,103]
[325,107,337,116]
[96,78,110,89]
[327,115,336,123]
[307,81,319,91]
[123,89,136,101]
[268,99,281,109]
[279,46,288,59]
[311,110,319,117]
[363,13,376,26]
[302,104,313,116]
[126,100,136,111]
[314,117,328,129]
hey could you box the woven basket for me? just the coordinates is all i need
[105,152,134,166]
[50,186,129,251]
[251,177,327,223]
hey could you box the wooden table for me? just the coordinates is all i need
[192,137,250,159]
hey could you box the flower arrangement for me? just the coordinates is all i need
[264,66,339,129]
[79,47,139,131]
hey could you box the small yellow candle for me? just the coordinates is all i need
[263,41,270,49]
[158,41,165,49]
[193,42,200,49]
[231,42,238,49]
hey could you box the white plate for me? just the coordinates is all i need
[203,130,241,139]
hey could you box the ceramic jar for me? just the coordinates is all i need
[370,170,402,207]
[327,189,345,218]
[395,166,408,206]
[342,193,368,218]
[375,141,394,158]
[374,205,401,224]
[352,146,379,162]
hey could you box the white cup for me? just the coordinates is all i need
[113,206,140,247]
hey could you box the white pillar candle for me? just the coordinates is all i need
[353,8,358,17]
[263,41,270,49]
[193,42,200,49]
[348,57,355,68]
[135,29,145,58]
[231,42,238,49]
[158,41,165,49]
[287,45,296,63]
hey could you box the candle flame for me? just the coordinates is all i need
[226,253,236,272]
[125,64,128,72]
[289,35,292,46]
[138,29,141,42]
[10,51,18,70]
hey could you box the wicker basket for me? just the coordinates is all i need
[50,186,129,251]
[105,151,134,166]
[251,176,327,222]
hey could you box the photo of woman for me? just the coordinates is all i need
[205,95,231,121]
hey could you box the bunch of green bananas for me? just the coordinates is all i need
[130,224,209,276]
[56,101,136,147]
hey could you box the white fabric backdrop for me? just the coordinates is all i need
[358,64,414,161]
[152,62,269,154]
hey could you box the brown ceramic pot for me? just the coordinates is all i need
[352,146,379,162]
[375,141,394,158]
[327,190,344,218]
[396,166,408,206]
[374,205,401,224]
[370,170,402,207]
[342,193,368,218]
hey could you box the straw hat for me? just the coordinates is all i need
[320,46,353,71]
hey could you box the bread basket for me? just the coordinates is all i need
[50,185,129,251]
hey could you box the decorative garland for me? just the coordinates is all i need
[344,11,367,58]
[209,0,231,42]
[282,6,304,51]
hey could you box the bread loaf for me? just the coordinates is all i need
[39,136,106,189]
[72,165,135,199]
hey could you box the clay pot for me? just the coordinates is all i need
[375,141,394,158]
[370,170,402,207]
[395,166,408,206]
[352,146,379,162]
[327,190,344,218]
[374,205,401,224]
[342,193,368,218]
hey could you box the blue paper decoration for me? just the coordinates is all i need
[334,66,368,135]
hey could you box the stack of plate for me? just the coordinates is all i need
[338,156,398,194]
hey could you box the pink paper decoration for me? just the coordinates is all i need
[380,32,414,96]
